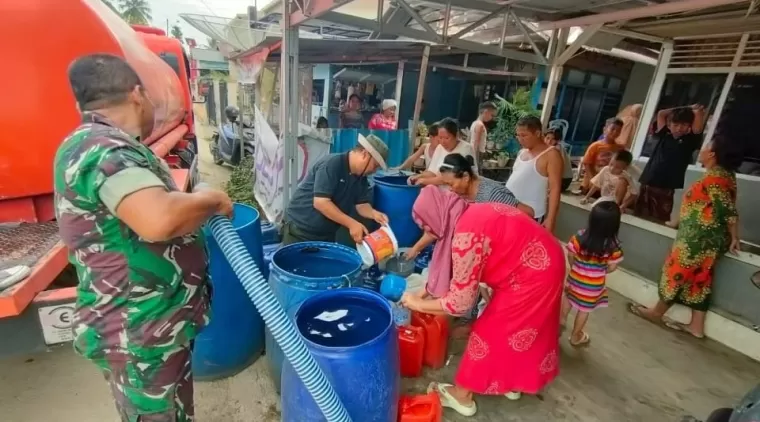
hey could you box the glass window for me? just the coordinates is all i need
[608,77,622,91]
[717,74,760,176]
[639,73,725,159]
[159,52,181,77]
[566,69,586,85]
[588,73,605,88]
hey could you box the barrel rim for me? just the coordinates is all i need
[295,287,394,352]
[270,241,363,283]
[372,174,421,190]
[230,202,261,230]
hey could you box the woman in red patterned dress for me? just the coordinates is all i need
[401,186,565,417]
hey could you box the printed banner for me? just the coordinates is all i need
[253,105,332,223]
[236,47,271,84]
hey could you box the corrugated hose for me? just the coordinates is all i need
[206,214,352,422]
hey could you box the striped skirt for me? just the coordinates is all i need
[566,272,609,312]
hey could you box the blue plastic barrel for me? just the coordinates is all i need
[281,288,400,422]
[192,203,266,381]
[261,221,281,245]
[373,174,422,248]
[266,242,363,392]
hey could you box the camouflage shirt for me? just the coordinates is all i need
[54,113,210,362]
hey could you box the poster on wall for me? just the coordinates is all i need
[253,105,332,223]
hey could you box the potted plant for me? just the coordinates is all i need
[489,88,540,156]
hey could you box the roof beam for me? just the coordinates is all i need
[556,24,602,65]
[508,9,545,62]
[396,0,440,39]
[317,11,547,64]
[450,5,511,41]
[538,0,747,30]
[290,0,356,27]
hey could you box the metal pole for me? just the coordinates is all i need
[540,65,563,128]
[701,33,748,155]
[631,42,674,160]
[539,28,569,128]
[280,0,293,210]
[410,45,430,153]
[288,28,300,200]
[394,61,405,126]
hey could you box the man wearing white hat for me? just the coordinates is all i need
[282,133,390,245]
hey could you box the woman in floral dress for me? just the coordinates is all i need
[629,138,742,338]
[401,186,565,417]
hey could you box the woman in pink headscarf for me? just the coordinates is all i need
[401,186,565,417]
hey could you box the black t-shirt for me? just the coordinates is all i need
[285,153,371,237]
[639,127,702,190]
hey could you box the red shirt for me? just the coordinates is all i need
[368,113,397,130]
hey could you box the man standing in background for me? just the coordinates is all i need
[469,101,497,167]
[635,105,705,223]
[54,54,233,421]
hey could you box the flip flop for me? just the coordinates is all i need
[505,391,522,401]
[627,302,660,325]
[427,382,477,417]
[664,319,705,339]
[569,331,591,348]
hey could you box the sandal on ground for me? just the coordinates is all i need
[627,302,660,324]
[505,391,522,400]
[569,331,591,348]
[663,319,705,339]
[427,382,477,417]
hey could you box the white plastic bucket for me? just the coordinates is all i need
[357,225,399,267]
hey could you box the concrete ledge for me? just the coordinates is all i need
[606,268,760,363]
[557,194,760,328]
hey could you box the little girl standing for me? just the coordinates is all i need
[562,200,623,347]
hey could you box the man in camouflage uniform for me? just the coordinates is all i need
[53,54,233,421]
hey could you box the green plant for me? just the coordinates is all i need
[490,88,540,155]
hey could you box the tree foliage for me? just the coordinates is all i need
[490,87,541,155]
[119,0,152,25]
[171,24,184,44]
[102,0,121,16]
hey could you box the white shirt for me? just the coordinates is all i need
[505,148,553,219]
[469,120,487,153]
[427,142,478,175]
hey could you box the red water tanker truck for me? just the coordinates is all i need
[0,0,201,357]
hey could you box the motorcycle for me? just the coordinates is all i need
[210,106,255,167]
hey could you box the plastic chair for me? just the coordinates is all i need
[548,119,569,141]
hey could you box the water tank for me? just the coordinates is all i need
[1,0,185,202]
[265,242,363,392]
[281,288,400,422]
[192,203,266,380]
[373,174,422,248]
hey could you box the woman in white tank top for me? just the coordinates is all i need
[505,147,554,220]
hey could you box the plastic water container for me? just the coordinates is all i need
[411,312,450,370]
[398,393,443,422]
[373,174,422,248]
[281,288,400,422]
[391,301,411,326]
[359,264,383,291]
[261,242,281,279]
[266,242,363,393]
[192,203,265,380]
[260,221,281,245]
[398,325,424,378]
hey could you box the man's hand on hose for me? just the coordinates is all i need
[194,183,234,218]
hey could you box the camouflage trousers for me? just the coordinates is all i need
[94,345,194,422]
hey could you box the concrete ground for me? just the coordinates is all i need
[1,121,758,421]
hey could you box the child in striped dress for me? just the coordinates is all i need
[561,200,623,347]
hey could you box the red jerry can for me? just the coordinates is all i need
[397,393,443,422]
[411,312,449,369]
[398,325,424,378]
